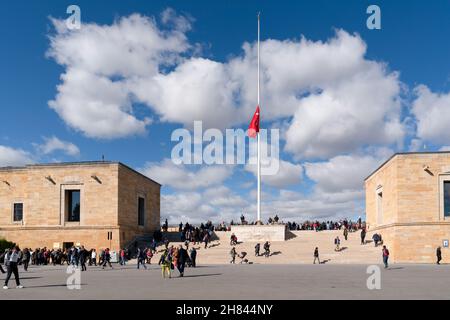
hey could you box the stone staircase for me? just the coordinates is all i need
[147,230,382,265]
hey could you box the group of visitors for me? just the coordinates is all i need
[178,221,214,249]
[287,218,364,232]
[158,244,197,278]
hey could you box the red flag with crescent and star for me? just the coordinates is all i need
[248,105,260,138]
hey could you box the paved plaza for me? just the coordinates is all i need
[1,263,449,300]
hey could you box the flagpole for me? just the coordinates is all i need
[257,12,261,224]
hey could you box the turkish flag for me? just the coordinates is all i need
[248,105,260,138]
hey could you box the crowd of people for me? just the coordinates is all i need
[158,243,197,278]
[1,215,446,289]
[286,218,364,232]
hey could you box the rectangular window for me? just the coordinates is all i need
[444,182,450,217]
[66,190,80,222]
[13,203,23,222]
[138,197,145,226]
[377,191,383,224]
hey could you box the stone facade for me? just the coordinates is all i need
[230,225,286,242]
[365,152,450,263]
[0,162,160,251]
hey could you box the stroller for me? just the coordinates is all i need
[238,251,248,264]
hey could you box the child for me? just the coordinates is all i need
[161,250,171,279]
[146,249,153,264]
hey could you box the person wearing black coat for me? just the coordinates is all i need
[0,250,6,274]
[189,247,197,268]
[177,245,189,277]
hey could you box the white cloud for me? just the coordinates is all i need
[245,158,303,188]
[412,85,450,144]
[48,14,405,158]
[0,146,33,167]
[35,136,80,156]
[304,149,391,193]
[281,32,403,159]
[47,13,190,138]
[408,138,425,152]
[141,158,233,190]
[161,186,250,223]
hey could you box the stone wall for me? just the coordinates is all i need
[230,225,286,242]
[366,153,450,263]
[365,156,398,230]
[118,164,161,247]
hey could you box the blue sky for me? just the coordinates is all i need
[1,0,450,223]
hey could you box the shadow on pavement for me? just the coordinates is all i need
[180,273,222,278]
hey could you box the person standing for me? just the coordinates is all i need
[313,247,320,264]
[177,245,188,277]
[263,241,271,258]
[360,228,366,245]
[22,248,30,271]
[334,236,341,252]
[79,246,87,271]
[3,247,23,289]
[230,247,237,264]
[382,245,390,269]
[90,249,97,266]
[203,233,209,249]
[436,247,442,265]
[146,248,153,264]
[161,250,171,279]
[254,243,260,257]
[343,228,348,241]
[190,247,197,268]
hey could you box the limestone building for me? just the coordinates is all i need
[0,161,160,251]
[365,152,450,263]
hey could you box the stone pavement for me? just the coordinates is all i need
[1,263,449,300]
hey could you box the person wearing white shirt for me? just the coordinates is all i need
[3,246,23,289]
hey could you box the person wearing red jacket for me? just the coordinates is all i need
[382,245,390,269]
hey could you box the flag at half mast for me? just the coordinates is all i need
[248,105,260,138]
[247,12,262,224]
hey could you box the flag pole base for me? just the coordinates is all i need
[255,220,264,225]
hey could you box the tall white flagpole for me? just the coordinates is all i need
[257,12,261,224]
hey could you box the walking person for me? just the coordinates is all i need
[343,228,348,241]
[203,233,209,249]
[230,247,237,264]
[102,248,113,269]
[137,248,147,270]
[382,245,390,269]
[3,246,23,289]
[0,249,8,274]
[313,247,320,264]
[436,246,442,265]
[360,228,366,245]
[161,250,171,279]
[255,243,260,257]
